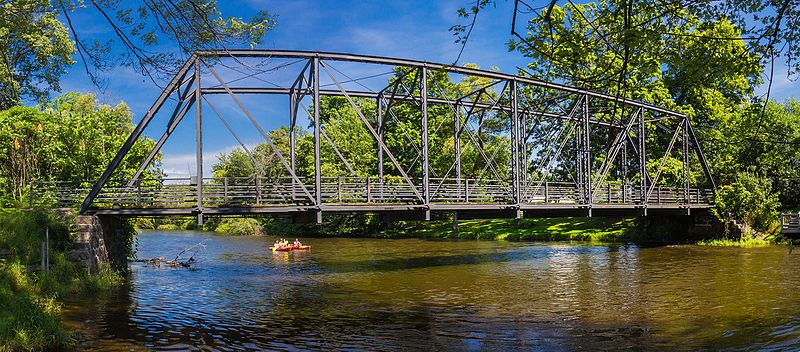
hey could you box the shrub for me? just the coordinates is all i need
[215,218,263,236]
[713,171,780,232]
[156,224,180,231]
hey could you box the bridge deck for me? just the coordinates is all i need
[782,214,800,237]
[33,177,713,218]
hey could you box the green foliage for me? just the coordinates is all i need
[157,224,180,231]
[713,172,781,231]
[215,218,263,236]
[696,237,774,248]
[2,0,276,107]
[504,0,798,227]
[0,209,70,263]
[0,0,74,109]
[0,262,70,352]
[0,93,158,205]
[0,208,123,350]
[731,100,800,209]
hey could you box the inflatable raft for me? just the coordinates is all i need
[271,244,311,252]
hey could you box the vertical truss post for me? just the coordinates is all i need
[584,95,591,216]
[377,95,384,189]
[576,115,583,204]
[290,89,297,201]
[511,80,521,217]
[639,108,648,214]
[455,102,462,201]
[312,57,322,223]
[520,107,527,199]
[621,138,628,203]
[683,116,690,208]
[421,67,430,220]
[194,59,204,225]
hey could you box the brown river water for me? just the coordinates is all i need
[61,231,800,351]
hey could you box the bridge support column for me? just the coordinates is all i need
[313,57,322,223]
[376,95,383,202]
[454,102,462,202]
[576,95,592,217]
[683,117,690,205]
[421,66,430,220]
[511,80,521,218]
[638,106,648,215]
[290,85,297,202]
[194,59,204,226]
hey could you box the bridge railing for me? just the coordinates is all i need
[30,177,713,210]
[781,213,800,234]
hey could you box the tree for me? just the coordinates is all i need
[212,127,313,182]
[0,93,157,205]
[1,0,276,108]
[732,99,800,209]
[713,171,780,232]
[55,0,276,83]
[0,0,74,109]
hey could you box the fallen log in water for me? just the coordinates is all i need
[132,240,207,268]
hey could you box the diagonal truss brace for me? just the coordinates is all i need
[319,60,424,202]
[80,55,197,213]
[205,62,316,204]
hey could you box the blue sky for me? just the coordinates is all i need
[56,0,798,178]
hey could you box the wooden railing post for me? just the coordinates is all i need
[657,186,661,204]
[465,179,470,203]
[544,181,549,203]
[338,176,343,203]
[223,177,228,204]
[366,176,372,203]
[256,177,262,205]
[622,184,627,203]
[136,179,142,207]
[607,183,612,203]
[29,180,34,208]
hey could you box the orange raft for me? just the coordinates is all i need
[271,244,311,252]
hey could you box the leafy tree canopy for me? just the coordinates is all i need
[0,0,276,108]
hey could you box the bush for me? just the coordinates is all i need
[215,218,263,236]
[0,209,125,350]
[133,217,155,230]
[713,171,780,232]
[156,224,180,231]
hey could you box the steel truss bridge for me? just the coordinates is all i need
[33,50,716,223]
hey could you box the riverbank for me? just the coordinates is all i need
[136,214,785,247]
[0,208,122,351]
[377,217,637,242]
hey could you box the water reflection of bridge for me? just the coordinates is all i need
[38,50,716,222]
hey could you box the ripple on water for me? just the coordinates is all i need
[60,232,800,351]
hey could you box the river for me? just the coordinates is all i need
[61,230,800,351]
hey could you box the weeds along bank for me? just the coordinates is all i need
[0,209,122,351]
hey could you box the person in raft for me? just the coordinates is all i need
[293,239,302,247]
[274,239,289,248]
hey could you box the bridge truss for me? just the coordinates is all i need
[35,50,715,222]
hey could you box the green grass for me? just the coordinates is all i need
[0,261,68,352]
[696,236,776,247]
[0,208,123,351]
[379,217,638,242]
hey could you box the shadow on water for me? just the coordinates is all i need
[320,244,629,274]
